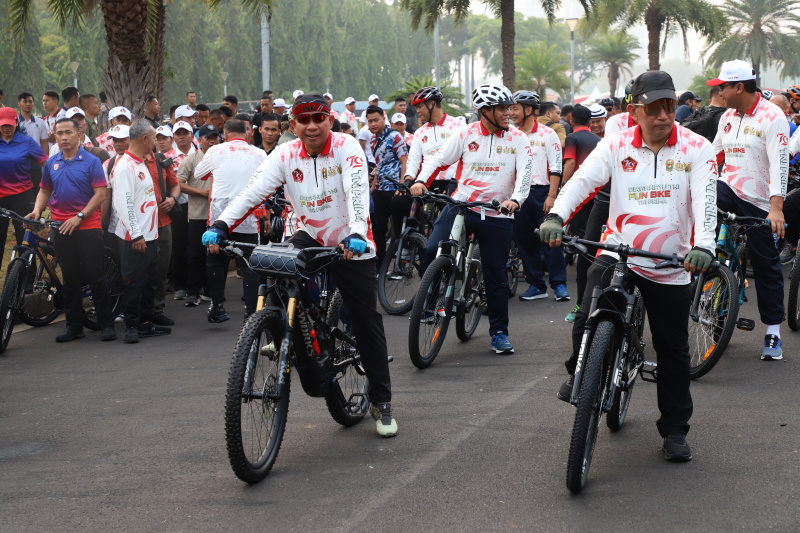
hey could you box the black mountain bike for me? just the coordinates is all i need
[223,240,375,484]
[547,231,718,494]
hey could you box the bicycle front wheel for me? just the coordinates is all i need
[18,251,63,327]
[688,266,739,379]
[377,232,426,315]
[225,310,290,483]
[324,290,369,426]
[607,291,644,431]
[566,320,615,494]
[788,256,800,331]
[84,248,124,330]
[0,260,27,353]
[408,255,453,369]
[456,258,484,341]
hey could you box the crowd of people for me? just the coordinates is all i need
[0,57,799,447]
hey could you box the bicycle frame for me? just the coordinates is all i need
[716,222,747,305]
[434,206,478,315]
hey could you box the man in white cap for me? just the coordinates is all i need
[340,97,359,132]
[709,59,788,361]
[96,106,133,153]
[586,103,608,137]
[292,89,304,102]
[390,112,412,143]
[174,105,197,129]
[49,107,103,157]
[155,125,173,153]
[359,94,382,129]
[272,98,288,116]
[323,93,339,120]
[164,120,196,301]
[103,125,131,177]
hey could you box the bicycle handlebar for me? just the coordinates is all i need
[219,240,371,260]
[0,207,59,232]
[716,208,772,227]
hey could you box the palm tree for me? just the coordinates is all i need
[386,75,466,116]
[7,0,272,116]
[585,0,728,71]
[704,0,800,85]
[514,42,571,98]
[399,0,591,92]
[587,30,639,96]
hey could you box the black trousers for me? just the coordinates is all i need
[289,231,392,404]
[576,198,610,307]
[186,219,208,297]
[371,190,413,262]
[783,188,800,246]
[0,189,35,269]
[567,254,693,437]
[53,228,113,329]
[170,207,189,291]
[717,181,784,324]
[119,239,159,328]
[206,231,260,313]
[514,185,567,290]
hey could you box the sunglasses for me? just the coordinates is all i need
[294,113,329,125]
[633,99,677,116]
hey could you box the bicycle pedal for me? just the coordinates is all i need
[640,362,658,383]
[736,318,756,331]
[387,354,394,363]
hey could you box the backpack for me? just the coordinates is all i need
[680,105,727,142]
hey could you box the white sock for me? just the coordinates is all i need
[766,324,780,339]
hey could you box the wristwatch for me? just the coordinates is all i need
[76,212,85,220]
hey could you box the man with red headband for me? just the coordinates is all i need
[202,93,397,438]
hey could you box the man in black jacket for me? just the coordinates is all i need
[679,86,726,142]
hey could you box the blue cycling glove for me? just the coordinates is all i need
[341,234,367,254]
[202,226,227,246]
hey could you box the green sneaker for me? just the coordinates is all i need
[370,402,398,438]
[173,289,187,300]
[565,305,579,323]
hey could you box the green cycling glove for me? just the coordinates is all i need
[539,214,565,244]
[684,247,713,271]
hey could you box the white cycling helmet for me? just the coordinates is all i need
[472,83,514,109]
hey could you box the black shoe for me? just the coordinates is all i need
[208,304,230,324]
[124,327,139,344]
[557,375,575,403]
[185,295,199,307]
[663,434,693,462]
[780,242,796,264]
[152,314,175,326]
[100,326,117,341]
[56,326,85,343]
[137,323,172,338]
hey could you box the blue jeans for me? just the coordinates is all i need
[421,205,513,336]
[514,184,567,291]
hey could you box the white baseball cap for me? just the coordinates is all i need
[174,105,196,119]
[323,92,333,100]
[587,103,608,119]
[391,113,407,124]
[65,107,85,119]
[344,97,355,105]
[155,125,173,137]
[108,125,130,139]
[173,121,193,134]
[108,106,132,121]
[293,90,304,100]
[707,60,757,86]
[368,94,379,102]
[273,98,287,108]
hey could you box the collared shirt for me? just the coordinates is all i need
[564,127,601,171]
[176,150,209,220]
[340,109,359,132]
[371,125,407,191]
[18,114,48,145]
[96,131,114,154]
[712,95,789,212]
[216,132,376,259]
[415,122,533,218]
[40,147,106,229]
[605,112,635,136]
[44,114,58,150]
[552,124,718,285]
[405,113,464,182]
[0,132,47,198]
[49,135,94,157]
[522,120,562,187]
[109,151,159,241]
[194,138,266,233]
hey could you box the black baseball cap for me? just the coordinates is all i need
[198,124,220,138]
[292,93,331,116]
[631,71,677,103]
[679,91,702,104]
[572,104,591,122]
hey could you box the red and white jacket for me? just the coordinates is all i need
[415,122,533,218]
[109,151,159,242]
[195,139,266,234]
[217,132,375,259]
[340,109,359,132]
[712,95,789,212]
[96,132,114,154]
[523,121,563,187]
[604,112,635,136]
[551,124,718,285]
[404,113,464,182]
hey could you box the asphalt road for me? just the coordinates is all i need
[1,266,798,532]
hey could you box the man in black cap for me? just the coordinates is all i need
[675,91,703,122]
[540,71,719,463]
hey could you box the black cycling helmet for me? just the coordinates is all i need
[411,87,443,106]
[512,90,541,109]
[623,79,635,106]
[598,97,614,108]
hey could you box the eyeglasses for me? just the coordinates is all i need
[294,113,329,125]
[633,99,677,116]
[604,106,613,112]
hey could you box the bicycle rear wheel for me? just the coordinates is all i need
[324,290,369,426]
[788,256,800,331]
[0,261,27,353]
[688,266,739,379]
[377,232,426,315]
[456,258,484,341]
[408,255,453,369]
[566,320,614,494]
[83,248,124,331]
[18,251,63,327]
[225,310,290,483]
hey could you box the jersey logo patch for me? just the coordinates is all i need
[665,159,674,172]
[53,163,59,170]
[421,136,428,143]
[137,172,146,181]
[292,168,304,183]
[778,133,789,146]
[346,155,363,168]
[468,142,479,152]
[724,123,732,134]
[621,157,638,173]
